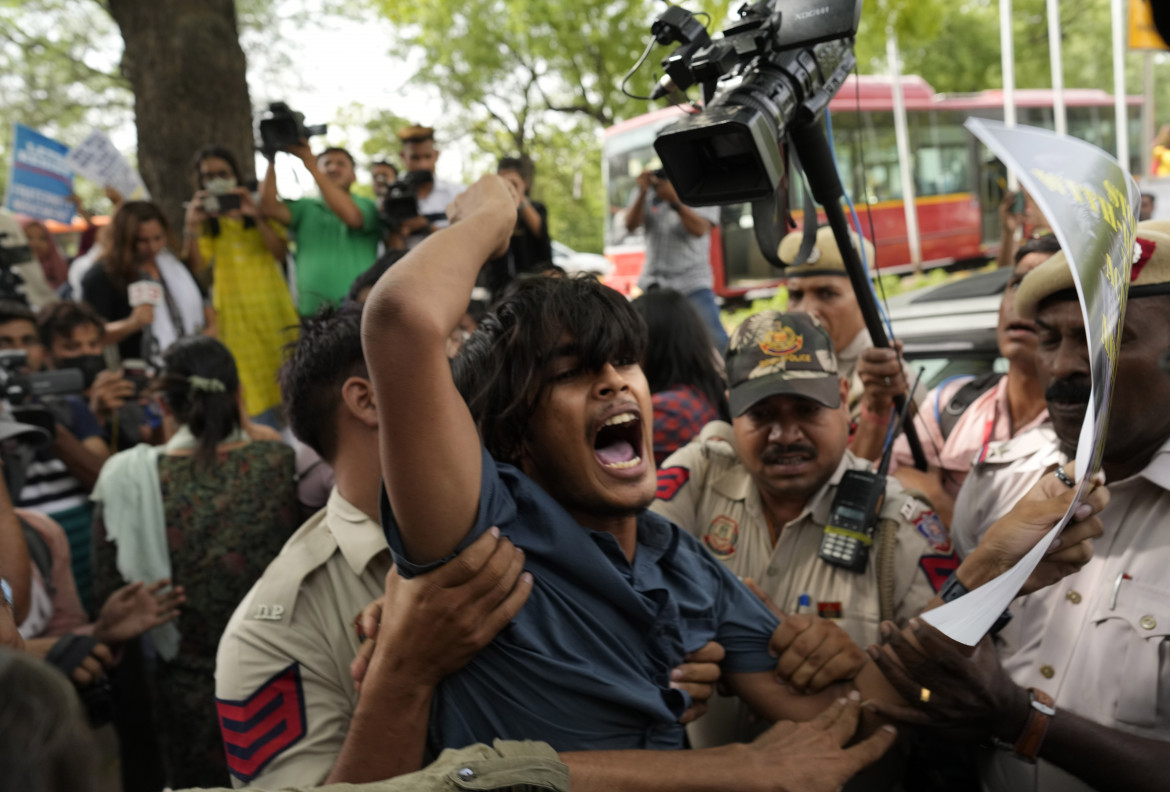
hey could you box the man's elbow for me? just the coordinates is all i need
[362,280,446,343]
[340,209,366,230]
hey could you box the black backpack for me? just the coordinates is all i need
[938,371,1003,441]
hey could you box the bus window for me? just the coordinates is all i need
[604,127,664,247]
[911,111,970,197]
[857,112,903,204]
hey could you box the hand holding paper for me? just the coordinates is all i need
[947,464,1108,597]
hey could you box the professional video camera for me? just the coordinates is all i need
[0,350,86,437]
[257,102,328,160]
[378,170,434,229]
[646,0,861,207]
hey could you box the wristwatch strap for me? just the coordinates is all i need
[1011,687,1056,762]
[939,571,1013,635]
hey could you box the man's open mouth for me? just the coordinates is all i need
[593,411,644,470]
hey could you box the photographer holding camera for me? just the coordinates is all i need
[389,126,464,250]
[371,160,398,199]
[260,141,381,316]
[181,146,299,425]
[625,169,725,348]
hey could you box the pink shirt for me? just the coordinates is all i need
[891,374,1049,498]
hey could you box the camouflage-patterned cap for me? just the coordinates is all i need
[725,311,841,417]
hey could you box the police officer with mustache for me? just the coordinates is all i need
[652,311,955,774]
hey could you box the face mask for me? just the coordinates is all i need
[54,354,107,390]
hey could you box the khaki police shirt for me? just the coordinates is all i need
[953,431,1170,792]
[215,489,391,788]
[651,421,954,749]
[951,424,1065,559]
[179,740,570,792]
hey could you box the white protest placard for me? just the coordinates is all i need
[921,119,1138,646]
[64,130,150,201]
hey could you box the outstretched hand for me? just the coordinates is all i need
[866,618,1027,744]
[93,579,185,645]
[742,692,898,792]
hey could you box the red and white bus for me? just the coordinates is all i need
[602,75,1141,299]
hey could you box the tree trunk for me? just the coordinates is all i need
[107,0,254,235]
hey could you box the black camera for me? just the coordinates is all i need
[257,102,328,160]
[0,350,85,446]
[378,170,434,229]
[648,0,861,206]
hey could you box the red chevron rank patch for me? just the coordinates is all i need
[919,553,961,594]
[217,663,307,782]
[656,466,690,501]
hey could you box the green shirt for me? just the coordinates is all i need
[287,195,381,315]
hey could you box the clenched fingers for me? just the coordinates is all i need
[800,648,867,693]
[431,527,503,587]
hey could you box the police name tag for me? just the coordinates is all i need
[254,604,285,621]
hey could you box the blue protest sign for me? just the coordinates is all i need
[4,124,75,224]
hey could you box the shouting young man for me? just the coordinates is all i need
[362,175,901,790]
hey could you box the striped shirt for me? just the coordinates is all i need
[19,397,103,612]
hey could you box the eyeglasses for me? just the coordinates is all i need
[200,169,233,180]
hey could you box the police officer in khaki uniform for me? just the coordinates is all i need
[214,307,533,786]
[778,228,925,462]
[652,311,957,751]
[905,224,1170,792]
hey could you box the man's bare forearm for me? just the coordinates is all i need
[562,746,746,792]
[1035,706,1170,792]
[362,181,512,565]
[51,425,107,491]
[260,162,291,226]
[674,203,711,237]
[625,188,648,233]
[304,159,364,229]
[325,676,433,784]
[365,211,510,346]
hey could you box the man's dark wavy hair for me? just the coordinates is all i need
[453,275,647,465]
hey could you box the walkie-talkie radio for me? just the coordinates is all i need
[819,367,924,572]
[818,469,886,572]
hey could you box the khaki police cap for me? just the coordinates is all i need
[1015,223,1170,319]
[725,311,841,417]
[778,226,876,277]
[397,125,435,143]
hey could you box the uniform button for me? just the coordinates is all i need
[766,565,778,577]
[1066,590,1082,604]
[1040,664,1055,679]
[1141,615,1157,631]
[457,768,476,780]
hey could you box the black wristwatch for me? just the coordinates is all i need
[939,571,1013,635]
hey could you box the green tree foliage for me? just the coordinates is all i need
[372,0,735,253]
[0,0,130,202]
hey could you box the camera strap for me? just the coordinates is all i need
[785,144,820,268]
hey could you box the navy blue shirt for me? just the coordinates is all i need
[382,447,780,752]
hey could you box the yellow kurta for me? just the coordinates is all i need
[199,218,299,416]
